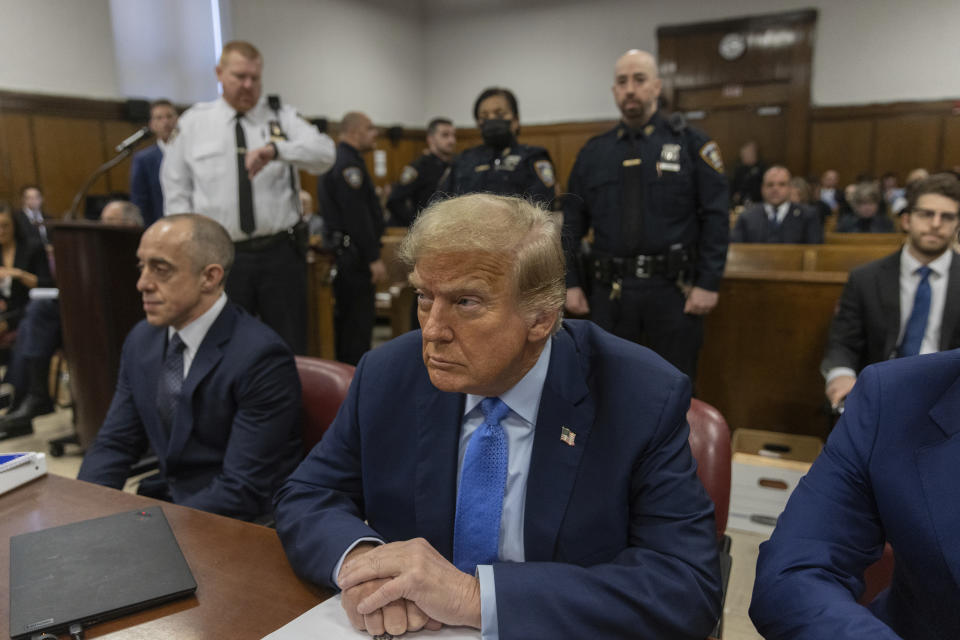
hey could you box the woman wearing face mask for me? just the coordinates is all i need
[441,87,556,206]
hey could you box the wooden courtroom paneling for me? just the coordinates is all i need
[808,119,873,185]
[0,113,37,203]
[811,245,896,272]
[873,114,941,177]
[943,114,960,170]
[33,116,111,216]
[697,270,847,439]
[726,244,807,271]
[825,232,904,246]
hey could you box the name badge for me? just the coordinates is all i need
[475,164,490,172]
[622,158,641,167]
[657,162,680,173]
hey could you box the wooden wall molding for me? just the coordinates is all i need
[0,90,129,121]
[812,99,960,121]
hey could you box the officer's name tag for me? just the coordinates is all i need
[622,158,641,167]
[657,161,681,173]
[475,164,490,172]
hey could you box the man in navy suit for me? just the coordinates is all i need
[129,99,177,226]
[731,166,823,243]
[275,194,720,639]
[751,349,960,639]
[78,214,301,521]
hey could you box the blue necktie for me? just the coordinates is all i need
[900,266,932,357]
[453,397,510,574]
[156,333,186,432]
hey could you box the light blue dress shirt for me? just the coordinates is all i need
[464,339,551,639]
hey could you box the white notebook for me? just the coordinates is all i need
[262,594,480,640]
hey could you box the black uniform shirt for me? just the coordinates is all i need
[563,113,730,291]
[442,142,556,206]
[318,141,385,265]
[386,152,449,226]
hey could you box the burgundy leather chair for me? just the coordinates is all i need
[686,398,732,540]
[295,356,355,455]
[686,397,732,638]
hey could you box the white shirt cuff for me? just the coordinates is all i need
[477,564,499,640]
[332,537,383,588]
[825,367,857,387]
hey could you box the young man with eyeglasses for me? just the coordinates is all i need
[821,172,960,410]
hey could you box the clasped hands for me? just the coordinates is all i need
[337,538,482,637]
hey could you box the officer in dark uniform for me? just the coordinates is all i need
[387,117,456,226]
[318,111,387,365]
[441,87,556,206]
[563,49,729,381]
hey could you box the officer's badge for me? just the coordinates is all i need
[343,167,363,189]
[269,120,287,142]
[534,160,556,187]
[699,141,725,174]
[400,165,418,185]
[502,154,521,171]
[660,143,681,163]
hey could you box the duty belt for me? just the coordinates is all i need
[591,245,693,300]
[234,229,289,252]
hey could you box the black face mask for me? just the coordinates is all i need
[480,119,514,150]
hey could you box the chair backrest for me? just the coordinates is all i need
[294,356,355,455]
[859,542,895,605]
[686,398,731,540]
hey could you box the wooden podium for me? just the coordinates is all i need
[52,221,143,448]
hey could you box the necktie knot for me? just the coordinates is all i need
[917,265,932,280]
[167,333,185,358]
[480,397,509,425]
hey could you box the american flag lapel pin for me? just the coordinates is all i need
[560,426,576,446]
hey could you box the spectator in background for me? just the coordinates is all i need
[130,99,178,226]
[16,185,50,246]
[387,117,456,227]
[819,169,841,213]
[891,167,930,215]
[730,140,765,207]
[0,199,56,441]
[881,171,905,215]
[820,173,960,410]
[793,175,832,223]
[836,182,894,233]
[0,200,141,441]
[732,166,822,244]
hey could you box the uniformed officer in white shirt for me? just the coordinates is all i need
[162,40,335,354]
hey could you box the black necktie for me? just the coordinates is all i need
[157,333,186,433]
[620,129,645,255]
[235,113,256,235]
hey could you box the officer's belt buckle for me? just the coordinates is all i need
[634,255,652,279]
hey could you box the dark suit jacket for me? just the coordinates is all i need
[835,211,895,233]
[731,202,823,244]
[78,302,302,520]
[130,144,164,226]
[751,350,960,639]
[274,320,721,639]
[821,250,960,375]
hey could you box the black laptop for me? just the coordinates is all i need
[9,506,197,639]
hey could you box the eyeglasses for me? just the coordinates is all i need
[911,208,959,224]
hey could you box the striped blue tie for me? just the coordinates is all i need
[900,266,932,357]
[453,397,510,573]
[156,333,185,432]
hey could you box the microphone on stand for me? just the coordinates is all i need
[114,126,153,153]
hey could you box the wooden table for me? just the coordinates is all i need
[0,475,330,639]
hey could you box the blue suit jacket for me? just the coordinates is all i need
[751,350,960,639]
[130,144,164,226]
[275,319,721,639]
[78,302,302,521]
